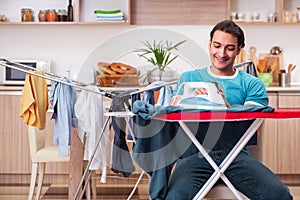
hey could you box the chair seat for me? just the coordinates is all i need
[31,146,69,163]
[205,184,249,199]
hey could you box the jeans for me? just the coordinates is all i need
[165,150,293,200]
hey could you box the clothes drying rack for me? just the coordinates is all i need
[0,58,177,200]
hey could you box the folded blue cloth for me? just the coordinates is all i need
[132,100,274,120]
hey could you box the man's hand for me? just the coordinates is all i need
[193,86,231,108]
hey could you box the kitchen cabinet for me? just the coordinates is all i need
[0,93,69,185]
[277,92,300,174]
[228,0,300,24]
[252,89,300,185]
[0,0,131,25]
[130,0,227,25]
[0,92,149,197]
[1,0,300,25]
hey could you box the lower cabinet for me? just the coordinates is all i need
[0,94,69,185]
[277,93,300,174]
[253,91,300,184]
[1,90,300,186]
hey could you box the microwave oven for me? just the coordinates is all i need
[1,59,51,85]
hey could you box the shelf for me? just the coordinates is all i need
[0,21,130,25]
[0,0,131,25]
[228,0,300,24]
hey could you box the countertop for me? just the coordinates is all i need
[1,85,300,94]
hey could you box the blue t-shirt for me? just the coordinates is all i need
[173,67,268,106]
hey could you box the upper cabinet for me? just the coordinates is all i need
[228,0,300,24]
[130,0,227,25]
[0,0,131,25]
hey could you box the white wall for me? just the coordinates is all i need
[0,24,299,84]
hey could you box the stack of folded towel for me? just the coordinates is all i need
[94,9,125,22]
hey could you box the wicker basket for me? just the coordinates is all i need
[97,73,140,87]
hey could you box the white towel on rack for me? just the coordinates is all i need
[74,85,110,182]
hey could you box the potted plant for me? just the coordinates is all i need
[134,39,186,83]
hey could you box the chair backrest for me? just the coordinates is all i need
[234,60,258,77]
[28,126,45,160]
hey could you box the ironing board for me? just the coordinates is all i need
[153,108,300,200]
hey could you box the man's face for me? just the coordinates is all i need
[208,30,241,74]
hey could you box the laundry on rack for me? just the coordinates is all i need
[19,70,48,130]
[142,81,173,106]
[49,77,77,157]
[127,92,141,141]
[74,85,110,183]
[110,90,136,177]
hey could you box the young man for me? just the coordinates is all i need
[165,20,293,200]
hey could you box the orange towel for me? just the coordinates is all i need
[19,70,48,130]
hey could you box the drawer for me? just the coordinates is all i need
[278,94,300,108]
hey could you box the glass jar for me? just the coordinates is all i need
[21,8,34,22]
[57,9,67,22]
[38,10,47,22]
[46,9,57,22]
[297,7,300,22]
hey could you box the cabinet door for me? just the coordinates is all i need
[277,119,300,173]
[0,94,69,175]
[250,93,278,172]
[131,0,227,25]
[277,93,300,173]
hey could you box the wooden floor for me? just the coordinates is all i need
[0,185,299,200]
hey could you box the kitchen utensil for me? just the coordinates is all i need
[249,46,258,66]
[279,73,290,87]
[270,46,282,55]
[288,64,296,73]
[257,59,266,73]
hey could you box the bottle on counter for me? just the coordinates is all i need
[67,0,73,22]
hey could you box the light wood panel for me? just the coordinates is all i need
[0,94,68,183]
[278,94,300,108]
[250,94,278,172]
[131,0,227,25]
[277,118,300,174]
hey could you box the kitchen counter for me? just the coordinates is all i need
[1,85,300,93]
[266,86,300,92]
[2,85,300,92]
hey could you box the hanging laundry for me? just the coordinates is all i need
[49,77,77,157]
[143,81,173,106]
[110,90,136,177]
[19,70,48,130]
[74,85,110,183]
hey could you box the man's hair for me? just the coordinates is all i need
[210,20,245,48]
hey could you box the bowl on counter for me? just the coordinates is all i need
[258,73,273,87]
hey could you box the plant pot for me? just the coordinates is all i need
[147,67,179,83]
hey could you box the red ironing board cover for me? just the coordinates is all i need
[154,109,300,122]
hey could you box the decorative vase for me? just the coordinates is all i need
[147,66,179,83]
